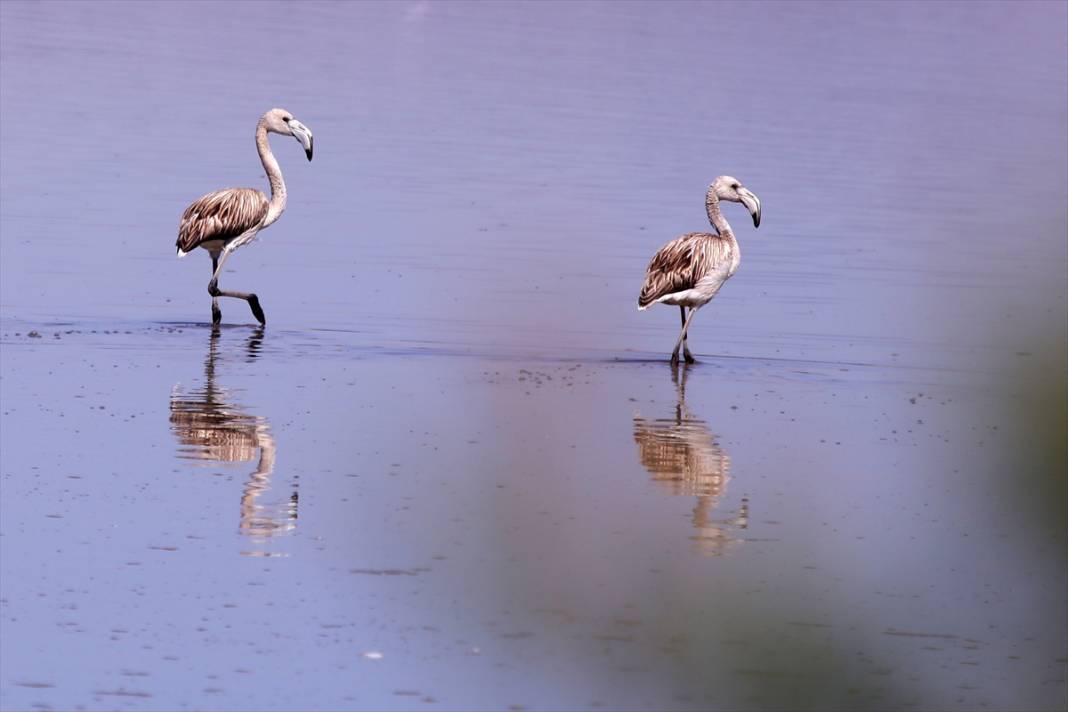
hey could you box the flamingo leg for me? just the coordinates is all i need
[210,254,222,325]
[671,307,700,365]
[680,307,695,364]
[207,247,266,325]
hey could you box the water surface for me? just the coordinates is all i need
[1,1,1066,710]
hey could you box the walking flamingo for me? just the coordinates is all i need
[176,108,314,325]
[637,176,761,364]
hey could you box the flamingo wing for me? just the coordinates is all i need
[177,188,268,255]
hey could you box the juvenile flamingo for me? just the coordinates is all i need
[176,108,314,325]
[637,176,761,364]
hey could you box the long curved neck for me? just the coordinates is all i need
[705,189,733,238]
[256,120,286,228]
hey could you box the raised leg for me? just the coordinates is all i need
[207,248,266,325]
[680,307,695,364]
[670,307,700,365]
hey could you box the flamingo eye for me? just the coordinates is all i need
[282,117,291,123]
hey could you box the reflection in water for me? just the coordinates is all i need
[633,364,748,555]
[169,328,297,555]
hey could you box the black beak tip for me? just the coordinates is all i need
[753,214,760,228]
[306,148,313,162]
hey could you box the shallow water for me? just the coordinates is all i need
[1,2,1066,710]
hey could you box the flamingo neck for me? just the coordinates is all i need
[705,190,733,237]
[256,120,287,228]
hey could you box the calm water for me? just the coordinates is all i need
[1,1,1066,710]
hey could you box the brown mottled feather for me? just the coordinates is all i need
[637,232,735,308]
[176,188,269,254]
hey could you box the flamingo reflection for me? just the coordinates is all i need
[169,327,297,555]
[633,364,748,555]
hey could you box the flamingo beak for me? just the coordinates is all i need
[289,119,314,161]
[738,187,761,228]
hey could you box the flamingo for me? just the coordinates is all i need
[637,176,761,364]
[176,108,313,325]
